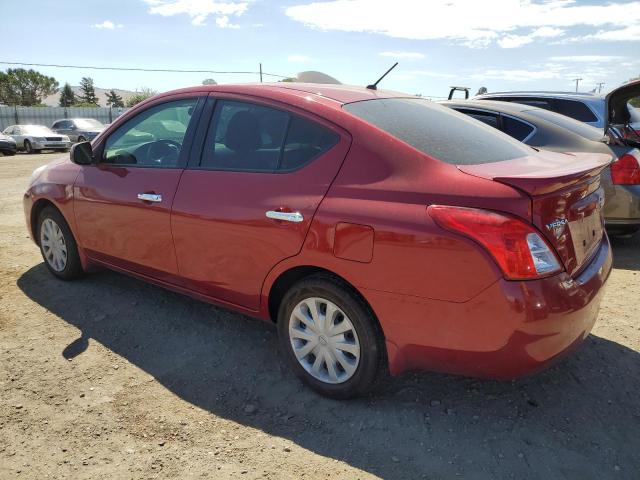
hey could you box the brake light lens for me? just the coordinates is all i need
[611,153,640,185]
[428,205,562,280]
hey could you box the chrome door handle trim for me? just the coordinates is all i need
[266,211,304,223]
[137,193,162,203]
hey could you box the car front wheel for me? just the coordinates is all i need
[277,274,385,399]
[24,140,33,154]
[38,207,84,280]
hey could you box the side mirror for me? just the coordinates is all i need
[71,141,95,165]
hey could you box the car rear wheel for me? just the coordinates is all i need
[277,274,385,399]
[38,207,84,280]
[24,140,33,154]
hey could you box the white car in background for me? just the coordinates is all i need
[2,125,71,153]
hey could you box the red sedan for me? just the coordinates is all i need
[24,84,612,398]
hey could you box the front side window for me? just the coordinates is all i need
[344,98,532,165]
[103,98,197,168]
[200,100,338,172]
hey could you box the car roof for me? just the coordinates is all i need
[163,83,413,106]
[441,99,540,114]
[475,91,605,102]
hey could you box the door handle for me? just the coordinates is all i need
[137,193,162,203]
[266,210,304,223]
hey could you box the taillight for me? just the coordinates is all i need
[428,205,562,280]
[611,153,640,185]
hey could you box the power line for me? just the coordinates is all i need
[0,61,289,79]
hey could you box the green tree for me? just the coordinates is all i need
[106,89,124,108]
[59,83,76,107]
[0,68,58,106]
[79,77,99,105]
[125,87,157,107]
[202,78,217,85]
[279,77,296,83]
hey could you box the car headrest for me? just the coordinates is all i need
[224,111,260,154]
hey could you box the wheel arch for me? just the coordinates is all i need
[31,198,59,246]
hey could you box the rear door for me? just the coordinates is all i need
[73,94,204,278]
[171,94,350,310]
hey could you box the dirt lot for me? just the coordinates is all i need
[1,152,639,480]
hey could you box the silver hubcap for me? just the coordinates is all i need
[289,297,360,384]
[40,218,67,272]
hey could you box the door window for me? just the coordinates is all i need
[200,100,338,172]
[103,98,198,168]
[502,116,535,142]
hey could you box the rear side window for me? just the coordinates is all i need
[553,99,598,123]
[344,98,532,165]
[502,116,535,142]
[201,100,338,172]
[524,108,603,141]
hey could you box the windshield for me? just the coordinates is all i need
[524,108,605,140]
[23,125,55,136]
[74,118,104,129]
[343,98,532,165]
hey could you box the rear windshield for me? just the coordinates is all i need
[343,98,532,165]
[524,108,604,140]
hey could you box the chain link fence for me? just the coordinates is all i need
[0,106,128,131]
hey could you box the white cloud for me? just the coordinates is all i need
[379,51,425,60]
[406,70,456,78]
[285,0,640,48]
[287,54,312,62]
[143,0,248,27]
[216,15,240,28]
[549,55,626,62]
[92,20,123,29]
[497,26,564,48]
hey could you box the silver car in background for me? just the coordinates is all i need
[51,118,105,143]
[474,90,640,131]
[2,125,71,153]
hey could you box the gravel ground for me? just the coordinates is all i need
[1,152,639,480]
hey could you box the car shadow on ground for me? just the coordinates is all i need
[610,231,640,271]
[17,263,640,480]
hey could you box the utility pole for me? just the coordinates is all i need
[596,82,605,94]
[259,63,263,83]
[572,77,583,92]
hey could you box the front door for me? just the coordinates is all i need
[171,96,350,310]
[73,95,203,278]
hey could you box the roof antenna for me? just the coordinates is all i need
[367,62,398,90]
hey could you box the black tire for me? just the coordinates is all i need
[24,140,33,154]
[277,273,386,399]
[37,206,84,280]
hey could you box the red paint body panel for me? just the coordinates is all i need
[74,165,183,277]
[23,83,613,381]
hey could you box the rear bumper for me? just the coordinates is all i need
[367,235,613,379]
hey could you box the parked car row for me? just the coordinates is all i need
[442,91,640,236]
[1,118,105,153]
[26,81,638,398]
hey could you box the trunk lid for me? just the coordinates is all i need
[458,149,611,276]
[605,79,640,135]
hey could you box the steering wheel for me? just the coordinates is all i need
[147,139,182,165]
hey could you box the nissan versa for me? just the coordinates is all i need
[23,84,613,398]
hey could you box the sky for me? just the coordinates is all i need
[2,0,640,99]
